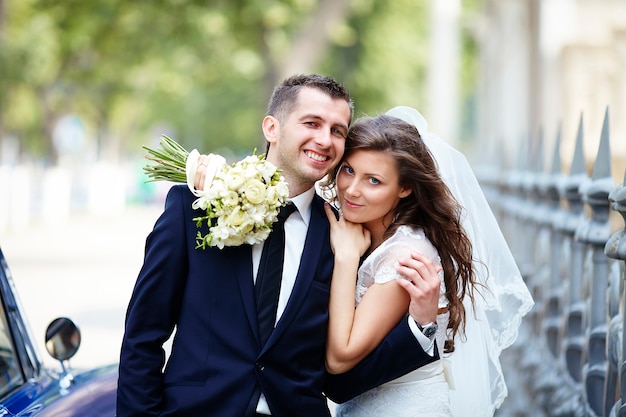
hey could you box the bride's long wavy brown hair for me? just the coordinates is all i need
[321,114,477,352]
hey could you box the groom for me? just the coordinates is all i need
[116,74,441,417]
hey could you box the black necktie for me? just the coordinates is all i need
[255,202,297,345]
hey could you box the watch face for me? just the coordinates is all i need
[424,324,437,339]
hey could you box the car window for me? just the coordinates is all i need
[0,300,23,398]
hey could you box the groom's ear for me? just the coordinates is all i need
[262,115,279,145]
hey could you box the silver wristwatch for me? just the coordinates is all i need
[415,321,438,340]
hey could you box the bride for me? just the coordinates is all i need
[321,107,533,417]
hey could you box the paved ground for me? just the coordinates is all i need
[1,203,163,371]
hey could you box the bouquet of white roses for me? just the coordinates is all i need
[144,135,290,249]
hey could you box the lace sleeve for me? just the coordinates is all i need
[356,227,444,306]
[360,226,441,286]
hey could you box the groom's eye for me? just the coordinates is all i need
[331,128,347,139]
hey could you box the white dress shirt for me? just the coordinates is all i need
[255,188,313,415]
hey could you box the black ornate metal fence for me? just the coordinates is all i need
[479,108,625,417]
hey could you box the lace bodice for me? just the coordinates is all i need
[356,226,447,306]
[356,226,449,355]
[336,226,452,416]
[356,226,448,316]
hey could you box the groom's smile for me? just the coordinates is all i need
[305,150,330,162]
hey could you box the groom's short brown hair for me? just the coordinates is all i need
[266,74,354,124]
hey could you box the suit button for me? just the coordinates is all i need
[256,362,265,372]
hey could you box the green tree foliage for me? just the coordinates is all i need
[0,0,477,163]
[324,0,429,116]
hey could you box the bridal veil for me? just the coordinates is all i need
[386,106,534,417]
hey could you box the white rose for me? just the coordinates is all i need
[220,190,239,207]
[226,170,246,191]
[243,179,267,205]
[223,231,246,247]
[227,207,247,227]
[237,221,255,236]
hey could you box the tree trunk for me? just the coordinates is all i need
[39,87,59,166]
[271,0,352,85]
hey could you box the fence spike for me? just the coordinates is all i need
[591,106,611,180]
[535,126,545,173]
[570,113,586,176]
[551,123,562,175]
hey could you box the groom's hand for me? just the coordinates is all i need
[194,154,209,191]
[395,253,441,325]
[194,154,222,191]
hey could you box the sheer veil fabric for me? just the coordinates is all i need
[385,106,534,417]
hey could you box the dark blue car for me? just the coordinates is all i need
[0,247,117,416]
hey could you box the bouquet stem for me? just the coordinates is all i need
[143,135,189,183]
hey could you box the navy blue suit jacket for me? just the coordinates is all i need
[116,185,436,417]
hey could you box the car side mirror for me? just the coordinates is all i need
[45,317,81,362]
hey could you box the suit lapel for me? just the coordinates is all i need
[232,245,260,342]
[263,196,329,349]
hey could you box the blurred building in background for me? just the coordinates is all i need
[472,0,626,178]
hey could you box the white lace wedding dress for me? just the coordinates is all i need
[332,106,534,417]
[335,226,453,417]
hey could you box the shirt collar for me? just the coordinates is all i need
[288,187,315,228]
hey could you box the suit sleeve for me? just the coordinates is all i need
[116,185,190,416]
[324,318,439,404]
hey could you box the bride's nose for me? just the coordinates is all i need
[345,178,360,197]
